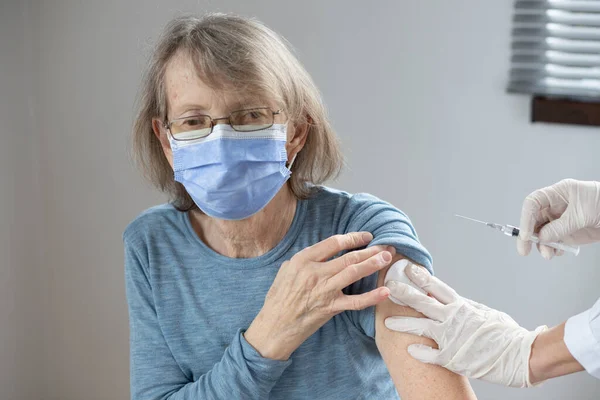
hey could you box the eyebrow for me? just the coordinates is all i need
[172,104,211,117]
[170,99,266,119]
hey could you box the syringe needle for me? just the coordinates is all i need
[454,214,581,256]
[454,214,488,225]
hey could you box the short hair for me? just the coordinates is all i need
[132,13,343,210]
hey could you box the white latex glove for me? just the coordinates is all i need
[518,179,600,259]
[384,262,547,388]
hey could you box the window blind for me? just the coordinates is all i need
[508,0,600,99]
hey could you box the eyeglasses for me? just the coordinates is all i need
[164,107,283,141]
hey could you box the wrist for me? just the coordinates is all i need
[529,322,584,384]
[244,313,293,361]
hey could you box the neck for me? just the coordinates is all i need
[190,184,297,258]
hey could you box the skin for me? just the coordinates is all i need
[529,322,584,383]
[152,53,305,259]
[151,51,476,399]
[384,260,586,387]
[375,257,476,399]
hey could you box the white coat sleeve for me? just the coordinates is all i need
[564,297,600,379]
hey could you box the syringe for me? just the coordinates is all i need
[455,214,580,256]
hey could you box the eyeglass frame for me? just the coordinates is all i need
[163,107,284,141]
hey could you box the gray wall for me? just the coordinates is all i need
[3,0,599,399]
[0,1,43,399]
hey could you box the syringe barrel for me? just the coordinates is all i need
[507,225,580,256]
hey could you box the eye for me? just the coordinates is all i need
[184,118,202,127]
[234,109,270,125]
[177,116,211,130]
[248,111,262,119]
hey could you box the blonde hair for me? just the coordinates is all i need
[132,13,343,211]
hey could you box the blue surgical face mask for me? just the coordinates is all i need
[169,124,295,220]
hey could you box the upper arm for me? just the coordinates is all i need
[339,192,433,336]
[338,192,476,398]
[124,239,189,399]
[374,254,476,400]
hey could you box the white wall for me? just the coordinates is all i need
[0,1,43,399]
[7,0,600,399]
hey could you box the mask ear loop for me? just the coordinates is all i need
[287,152,298,172]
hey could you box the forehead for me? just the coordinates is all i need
[163,52,275,117]
[164,53,218,114]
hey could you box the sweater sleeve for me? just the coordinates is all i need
[337,192,432,338]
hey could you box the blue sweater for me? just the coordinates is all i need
[124,187,432,399]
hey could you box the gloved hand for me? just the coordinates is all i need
[518,179,600,259]
[384,262,547,388]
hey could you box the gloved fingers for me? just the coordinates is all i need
[519,203,556,256]
[516,237,532,256]
[384,316,439,341]
[538,207,581,244]
[555,249,565,257]
[519,190,549,242]
[403,263,458,305]
[519,182,569,239]
[407,344,442,365]
[385,281,447,321]
[464,298,493,313]
[536,243,556,260]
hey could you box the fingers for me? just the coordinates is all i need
[403,263,459,305]
[327,248,393,289]
[325,245,393,277]
[385,281,447,321]
[407,344,441,365]
[537,243,556,260]
[535,242,564,259]
[537,208,579,243]
[384,316,439,341]
[556,249,565,257]
[521,181,570,231]
[518,183,566,244]
[300,232,373,262]
[464,298,493,312]
[519,181,571,257]
[330,286,390,313]
[519,191,548,242]
[517,238,532,256]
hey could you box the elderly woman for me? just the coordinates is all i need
[126,13,476,400]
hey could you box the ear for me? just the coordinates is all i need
[286,116,310,162]
[152,118,173,167]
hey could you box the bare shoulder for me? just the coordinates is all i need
[374,254,477,400]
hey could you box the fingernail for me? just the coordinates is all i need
[386,280,398,289]
[406,263,428,286]
[379,287,390,297]
[362,232,373,242]
[407,344,421,356]
[381,252,392,263]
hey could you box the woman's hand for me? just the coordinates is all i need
[245,232,394,360]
